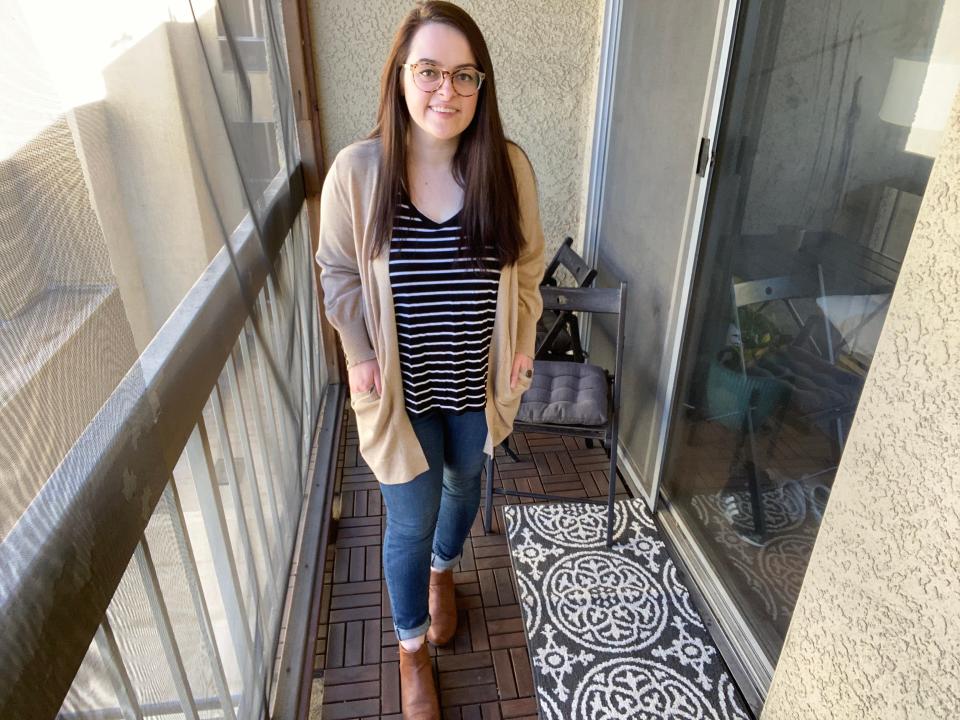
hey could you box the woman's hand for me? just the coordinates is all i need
[348,358,382,397]
[510,352,534,390]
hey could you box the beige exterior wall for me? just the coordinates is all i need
[762,91,960,718]
[82,17,249,350]
[307,0,604,256]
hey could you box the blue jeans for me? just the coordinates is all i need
[379,408,488,640]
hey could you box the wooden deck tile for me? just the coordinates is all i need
[315,407,629,719]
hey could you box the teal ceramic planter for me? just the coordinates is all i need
[705,353,788,431]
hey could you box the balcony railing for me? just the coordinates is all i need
[0,165,334,719]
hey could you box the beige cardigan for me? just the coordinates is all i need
[315,139,545,485]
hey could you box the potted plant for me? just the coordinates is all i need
[705,306,789,431]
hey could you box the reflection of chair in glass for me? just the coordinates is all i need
[710,234,898,536]
[484,281,627,547]
[535,236,596,362]
[701,274,826,537]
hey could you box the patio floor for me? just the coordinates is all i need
[311,406,631,720]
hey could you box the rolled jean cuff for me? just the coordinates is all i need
[394,614,431,642]
[430,550,461,571]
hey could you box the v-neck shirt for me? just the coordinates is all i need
[388,193,501,417]
[315,138,545,485]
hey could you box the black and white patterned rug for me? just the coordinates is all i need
[503,499,753,720]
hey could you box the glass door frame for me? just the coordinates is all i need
[642,0,744,506]
[651,0,908,710]
[582,0,743,507]
[649,0,776,712]
[582,0,779,712]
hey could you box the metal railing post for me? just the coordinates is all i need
[163,482,237,720]
[134,542,201,720]
[94,619,143,720]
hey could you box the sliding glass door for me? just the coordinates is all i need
[660,0,959,694]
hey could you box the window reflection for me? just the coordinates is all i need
[662,0,959,664]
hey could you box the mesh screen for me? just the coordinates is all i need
[1,0,322,716]
[1,0,302,538]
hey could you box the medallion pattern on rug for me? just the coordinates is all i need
[504,499,753,720]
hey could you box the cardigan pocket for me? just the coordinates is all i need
[350,386,381,406]
[497,368,534,406]
[350,386,383,463]
[514,370,534,397]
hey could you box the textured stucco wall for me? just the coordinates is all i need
[307,0,604,254]
[762,91,960,718]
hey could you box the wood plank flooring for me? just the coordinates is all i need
[312,408,631,720]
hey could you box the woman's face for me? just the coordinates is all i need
[402,22,480,144]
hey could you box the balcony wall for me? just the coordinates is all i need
[306,0,604,255]
[72,19,250,352]
[762,80,960,719]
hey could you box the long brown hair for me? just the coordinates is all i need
[368,1,523,268]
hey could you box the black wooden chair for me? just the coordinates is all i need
[484,281,627,547]
[535,237,596,362]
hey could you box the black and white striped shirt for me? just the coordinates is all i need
[389,194,501,417]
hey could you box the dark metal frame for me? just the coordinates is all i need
[0,168,306,718]
[273,382,344,719]
[536,237,597,363]
[484,282,627,547]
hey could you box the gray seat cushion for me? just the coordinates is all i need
[517,360,609,426]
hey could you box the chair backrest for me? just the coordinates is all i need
[731,229,900,310]
[731,232,900,363]
[731,270,835,361]
[541,286,622,315]
[536,238,598,362]
[542,236,597,288]
[732,273,823,308]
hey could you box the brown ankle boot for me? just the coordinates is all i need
[426,569,457,646]
[398,641,439,719]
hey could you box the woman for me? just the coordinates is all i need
[315,2,544,716]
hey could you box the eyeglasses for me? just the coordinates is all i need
[402,62,486,97]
